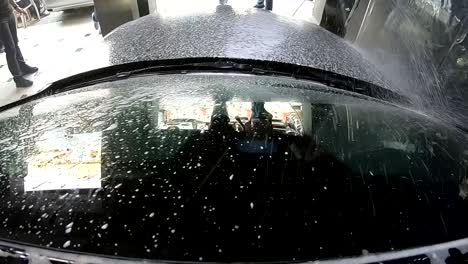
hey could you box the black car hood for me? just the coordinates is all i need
[105,5,393,91]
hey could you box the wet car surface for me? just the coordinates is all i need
[0,68,467,263]
[105,6,393,91]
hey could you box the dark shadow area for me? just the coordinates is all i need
[446,248,468,264]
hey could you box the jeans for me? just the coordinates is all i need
[0,14,25,78]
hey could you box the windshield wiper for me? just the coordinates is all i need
[0,58,409,113]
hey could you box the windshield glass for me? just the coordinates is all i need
[0,74,467,262]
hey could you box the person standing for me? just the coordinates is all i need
[0,0,38,88]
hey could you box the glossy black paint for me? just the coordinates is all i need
[105,6,394,91]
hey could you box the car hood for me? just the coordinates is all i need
[105,5,392,91]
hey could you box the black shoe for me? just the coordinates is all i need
[14,77,33,88]
[21,64,39,75]
[254,3,265,8]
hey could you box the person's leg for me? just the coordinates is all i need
[0,16,34,87]
[8,14,38,75]
[7,14,25,65]
[0,19,22,78]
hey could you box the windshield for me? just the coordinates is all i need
[0,74,467,262]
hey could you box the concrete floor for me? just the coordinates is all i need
[0,0,316,107]
[0,7,109,107]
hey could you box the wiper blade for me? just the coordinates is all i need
[0,58,409,113]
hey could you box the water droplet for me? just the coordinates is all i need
[149,212,155,218]
[229,174,234,180]
[171,229,176,233]
[250,202,254,209]
[101,223,109,230]
[63,241,71,248]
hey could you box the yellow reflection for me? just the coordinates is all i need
[24,132,102,192]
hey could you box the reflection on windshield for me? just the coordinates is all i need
[157,100,303,135]
[25,132,102,192]
[0,74,467,262]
